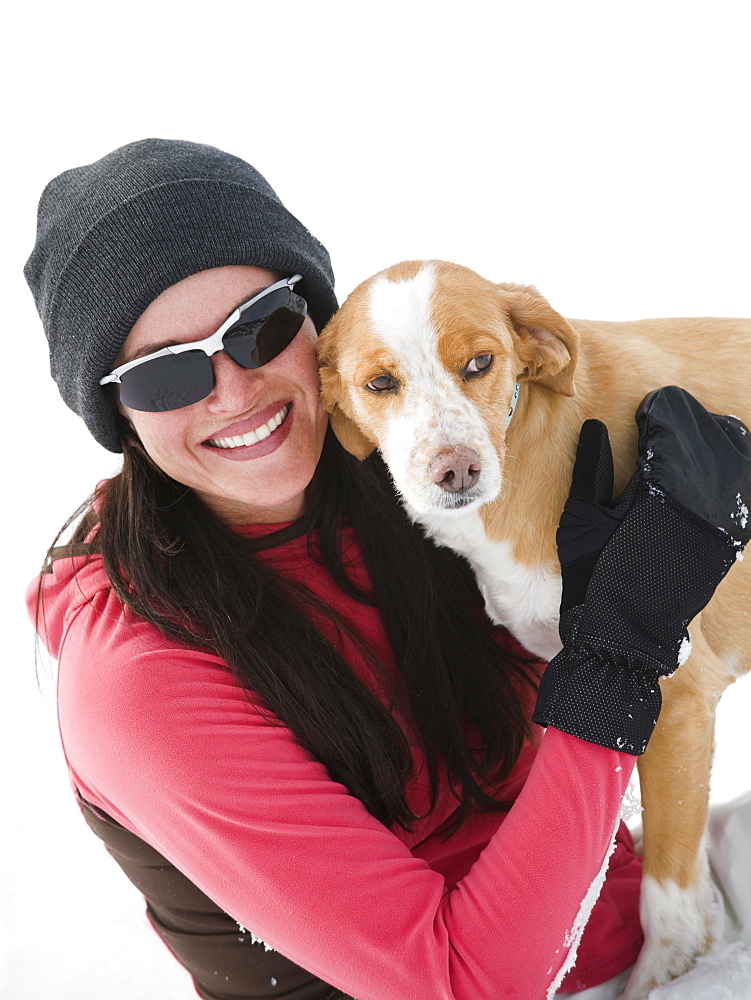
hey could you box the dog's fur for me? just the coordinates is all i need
[317,259,751,998]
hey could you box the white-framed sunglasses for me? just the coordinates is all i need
[99,275,306,412]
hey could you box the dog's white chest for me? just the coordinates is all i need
[411,506,564,661]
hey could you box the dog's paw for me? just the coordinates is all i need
[620,874,717,999]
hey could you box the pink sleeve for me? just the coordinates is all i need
[58,605,635,1000]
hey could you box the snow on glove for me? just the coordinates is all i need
[533,385,751,755]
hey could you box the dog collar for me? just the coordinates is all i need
[506,382,521,429]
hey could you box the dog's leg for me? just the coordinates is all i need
[621,623,734,999]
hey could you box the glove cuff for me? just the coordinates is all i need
[532,638,664,755]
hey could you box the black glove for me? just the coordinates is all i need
[533,385,751,755]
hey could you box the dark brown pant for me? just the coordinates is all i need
[78,796,353,1000]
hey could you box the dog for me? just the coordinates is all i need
[316,259,751,998]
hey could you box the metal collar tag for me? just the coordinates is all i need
[506,382,521,429]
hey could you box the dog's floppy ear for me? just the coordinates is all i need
[327,407,378,460]
[317,320,377,461]
[499,284,578,397]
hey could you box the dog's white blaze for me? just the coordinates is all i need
[413,506,563,660]
[622,865,718,999]
[365,264,502,513]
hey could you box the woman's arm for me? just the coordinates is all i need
[58,600,633,1000]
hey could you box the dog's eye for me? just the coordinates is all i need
[366,375,397,393]
[465,354,494,378]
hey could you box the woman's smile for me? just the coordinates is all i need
[201,400,295,460]
[203,401,292,451]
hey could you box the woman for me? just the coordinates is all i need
[24,139,750,1000]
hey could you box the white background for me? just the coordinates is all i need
[2,1,750,997]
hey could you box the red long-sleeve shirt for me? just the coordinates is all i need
[29,522,643,999]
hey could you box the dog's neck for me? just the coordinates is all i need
[482,350,595,565]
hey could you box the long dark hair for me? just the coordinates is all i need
[42,426,539,832]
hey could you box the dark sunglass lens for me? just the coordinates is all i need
[118,351,214,412]
[224,289,307,369]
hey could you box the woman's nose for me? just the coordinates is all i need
[205,349,262,411]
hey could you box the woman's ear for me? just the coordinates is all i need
[498,284,579,397]
[111,401,146,452]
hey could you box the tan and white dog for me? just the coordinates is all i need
[316,259,751,999]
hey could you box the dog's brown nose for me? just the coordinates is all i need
[429,448,481,492]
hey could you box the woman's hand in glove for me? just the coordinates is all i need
[533,385,751,754]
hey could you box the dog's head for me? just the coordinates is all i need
[317,260,578,515]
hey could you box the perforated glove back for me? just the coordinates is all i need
[533,386,751,754]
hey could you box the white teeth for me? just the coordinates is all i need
[207,405,289,449]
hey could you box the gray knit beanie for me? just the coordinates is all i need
[24,138,338,453]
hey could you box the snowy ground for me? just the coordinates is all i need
[645,944,751,1000]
